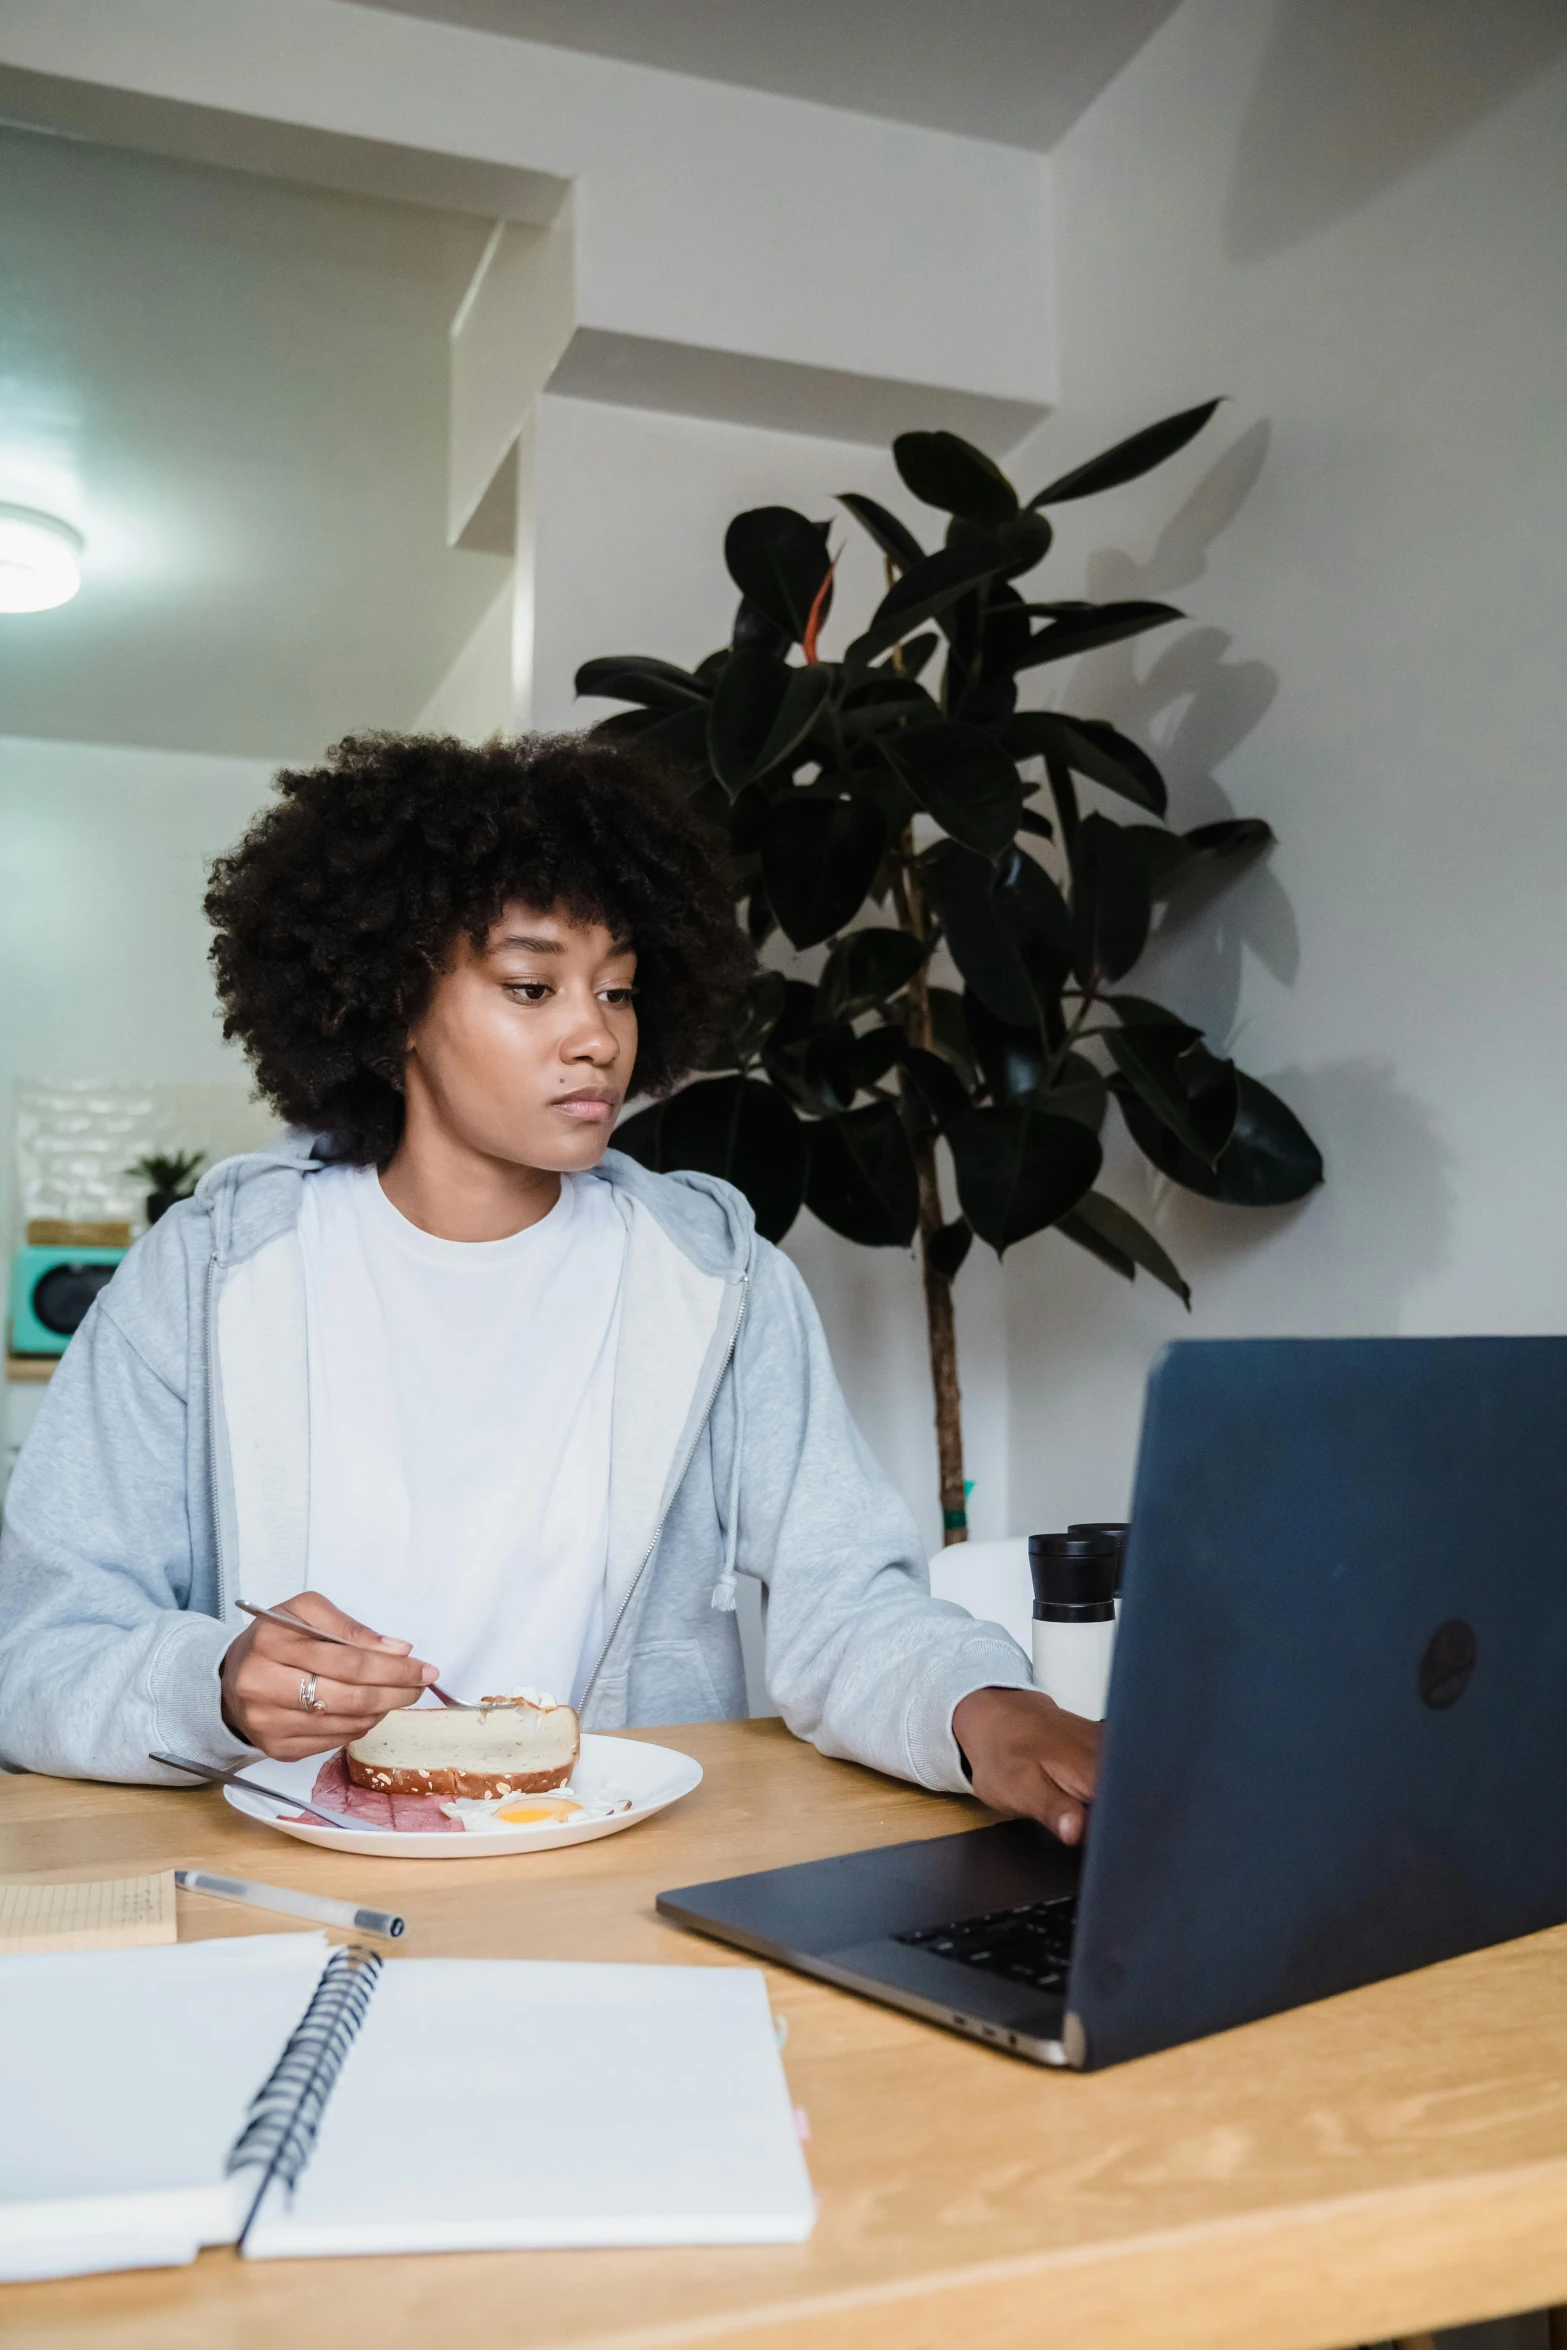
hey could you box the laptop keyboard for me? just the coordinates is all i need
[894,1894,1078,1995]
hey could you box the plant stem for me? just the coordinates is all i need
[892,831,968,1545]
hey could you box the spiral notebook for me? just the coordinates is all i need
[0,1935,815,2282]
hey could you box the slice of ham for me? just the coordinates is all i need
[295,1748,464,1834]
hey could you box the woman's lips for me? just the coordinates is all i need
[553,1093,618,1122]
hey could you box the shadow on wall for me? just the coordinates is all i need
[1026,426,1455,1332]
[1225,0,1567,262]
[1067,421,1293,1046]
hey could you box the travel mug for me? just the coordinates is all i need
[1029,1532,1119,1720]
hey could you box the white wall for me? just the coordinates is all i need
[0,735,280,1248]
[996,0,1567,1535]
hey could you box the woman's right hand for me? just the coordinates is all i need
[219,1589,439,1759]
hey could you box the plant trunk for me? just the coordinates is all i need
[913,1129,967,1541]
[892,828,968,1544]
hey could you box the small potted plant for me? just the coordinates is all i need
[126,1150,205,1226]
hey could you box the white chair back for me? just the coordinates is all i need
[927,1536,1033,1654]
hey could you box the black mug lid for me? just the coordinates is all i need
[1067,1521,1130,1595]
[1028,1531,1118,1607]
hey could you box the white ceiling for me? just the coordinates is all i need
[0,124,508,760]
[349,0,1184,152]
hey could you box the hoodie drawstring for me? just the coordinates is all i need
[710,1330,745,1612]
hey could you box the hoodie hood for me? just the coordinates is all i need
[192,1135,756,1283]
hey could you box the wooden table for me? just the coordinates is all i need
[4,1717,1567,2350]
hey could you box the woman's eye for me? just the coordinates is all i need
[506,982,553,1003]
[601,987,637,1007]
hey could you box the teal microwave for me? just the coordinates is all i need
[9,1245,126,1356]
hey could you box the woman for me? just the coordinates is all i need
[0,732,1096,1837]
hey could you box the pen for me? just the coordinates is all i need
[174,1868,405,1940]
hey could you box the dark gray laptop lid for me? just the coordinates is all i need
[1069,1336,1567,2068]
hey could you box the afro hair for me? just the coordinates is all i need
[205,730,754,1165]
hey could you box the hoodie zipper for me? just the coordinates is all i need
[205,1251,233,1622]
[578,1270,749,1719]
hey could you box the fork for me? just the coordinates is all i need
[150,1750,391,1832]
[233,1599,469,1708]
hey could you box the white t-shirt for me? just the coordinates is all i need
[296,1165,626,1709]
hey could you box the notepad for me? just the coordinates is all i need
[0,1870,176,1953]
[0,1935,815,2282]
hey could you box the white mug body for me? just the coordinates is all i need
[1032,1614,1116,1721]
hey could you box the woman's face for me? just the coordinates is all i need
[401,901,638,1173]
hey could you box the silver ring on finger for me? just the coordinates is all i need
[298,1673,324,1714]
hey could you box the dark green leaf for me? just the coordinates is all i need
[946,509,1052,582]
[894,431,1018,527]
[837,492,925,571]
[844,668,937,709]
[746,882,776,948]
[963,997,1105,1129]
[1007,602,1184,678]
[999,713,1167,816]
[1183,818,1275,863]
[927,1217,973,1280]
[761,797,886,950]
[964,989,1047,1107]
[729,972,788,1068]
[587,707,660,742]
[818,928,928,1024]
[575,654,709,710]
[1028,399,1223,508]
[1103,992,1193,1029]
[845,541,1013,673]
[848,1024,904,1093]
[1072,811,1152,984]
[1105,1026,1239,1166]
[758,979,818,1093]
[1117,1072,1323,1205]
[732,597,792,656]
[614,1076,806,1242]
[796,1025,860,1114]
[952,1105,1102,1254]
[1047,1051,1110,1132]
[1128,817,1275,904]
[898,1045,972,1135]
[922,841,1072,1026]
[839,682,940,741]
[1057,1191,1191,1305]
[805,1103,920,1247]
[880,720,1023,858]
[707,649,790,796]
[724,507,832,643]
[925,985,978,1090]
[750,664,835,778]
[627,701,715,772]
[1056,1205,1136,1281]
[1126,825,1199,898]
[881,631,938,680]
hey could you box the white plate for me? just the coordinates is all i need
[222,1734,702,1860]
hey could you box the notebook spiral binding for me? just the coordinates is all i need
[228,1943,384,2246]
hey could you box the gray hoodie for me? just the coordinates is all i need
[0,1140,1032,1787]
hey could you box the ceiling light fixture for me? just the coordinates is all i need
[0,505,84,613]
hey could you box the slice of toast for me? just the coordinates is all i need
[346,1695,580,1798]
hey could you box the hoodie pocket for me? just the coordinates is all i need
[633,1640,727,1723]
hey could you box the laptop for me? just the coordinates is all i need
[658,1338,1567,2069]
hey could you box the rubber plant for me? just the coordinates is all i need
[577,403,1323,1542]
